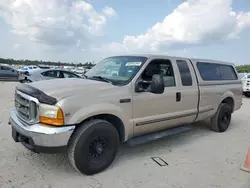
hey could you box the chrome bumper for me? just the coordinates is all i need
[9,108,75,148]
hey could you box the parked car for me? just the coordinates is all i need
[20,68,82,83]
[238,73,247,79]
[9,55,242,175]
[241,73,250,97]
[72,67,89,77]
[0,64,23,81]
[37,65,51,69]
[19,66,40,74]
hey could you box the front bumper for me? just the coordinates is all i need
[9,108,75,153]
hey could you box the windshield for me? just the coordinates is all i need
[85,56,148,85]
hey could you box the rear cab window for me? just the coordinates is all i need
[197,62,238,81]
[176,60,193,86]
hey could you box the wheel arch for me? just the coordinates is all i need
[221,97,234,112]
[219,90,235,112]
[76,114,126,143]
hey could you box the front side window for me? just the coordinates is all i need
[85,56,148,85]
[139,59,176,90]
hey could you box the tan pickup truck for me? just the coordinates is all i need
[9,55,242,175]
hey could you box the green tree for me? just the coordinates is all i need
[236,65,250,73]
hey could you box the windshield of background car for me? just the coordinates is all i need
[85,56,148,85]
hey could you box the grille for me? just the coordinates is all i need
[15,90,38,124]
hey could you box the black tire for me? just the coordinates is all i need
[210,103,232,132]
[68,119,119,175]
[245,92,250,97]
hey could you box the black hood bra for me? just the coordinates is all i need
[16,83,57,105]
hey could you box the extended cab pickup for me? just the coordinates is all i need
[9,55,242,175]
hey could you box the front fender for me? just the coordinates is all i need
[66,103,133,141]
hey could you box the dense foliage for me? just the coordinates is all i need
[0,58,95,68]
[235,65,250,73]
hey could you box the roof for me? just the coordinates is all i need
[106,54,234,66]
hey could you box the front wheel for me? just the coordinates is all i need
[210,103,232,132]
[68,119,119,175]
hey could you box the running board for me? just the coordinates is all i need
[127,125,193,146]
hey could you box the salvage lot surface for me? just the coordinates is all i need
[0,82,250,188]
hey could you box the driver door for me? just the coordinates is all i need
[132,58,195,136]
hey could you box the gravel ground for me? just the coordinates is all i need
[0,81,250,188]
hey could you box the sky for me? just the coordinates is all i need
[0,0,250,64]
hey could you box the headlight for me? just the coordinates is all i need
[39,104,64,126]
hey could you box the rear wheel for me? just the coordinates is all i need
[210,103,232,132]
[68,119,119,175]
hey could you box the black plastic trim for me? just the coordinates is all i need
[119,98,131,103]
[31,145,67,154]
[136,108,213,126]
[16,83,57,105]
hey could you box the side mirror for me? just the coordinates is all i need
[135,74,164,94]
[150,74,165,94]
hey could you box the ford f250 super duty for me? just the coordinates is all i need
[9,55,242,175]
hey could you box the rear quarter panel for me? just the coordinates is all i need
[190,59,242,122]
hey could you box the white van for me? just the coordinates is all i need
[241,73,250,97]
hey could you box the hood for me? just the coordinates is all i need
[28,78,115,100]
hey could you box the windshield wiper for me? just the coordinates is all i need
[90,76,112,83]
